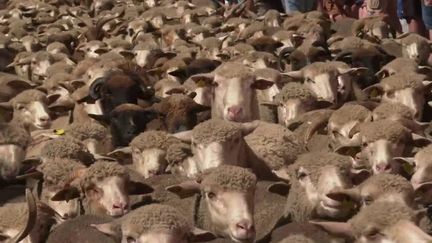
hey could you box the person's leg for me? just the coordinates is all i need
[403,0,428,36]
[421,0,432,40]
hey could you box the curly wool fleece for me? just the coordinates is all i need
[120,204,190,235]
[201,165,257,192]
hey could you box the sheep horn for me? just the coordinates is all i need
[9,189,37,243]
[277,46,295,72]
[89,77,105,100]
[304,111,333,143]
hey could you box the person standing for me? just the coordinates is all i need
[422,0,432,39]
[281,0,318,14]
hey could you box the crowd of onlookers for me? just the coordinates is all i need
[236,0,432,40]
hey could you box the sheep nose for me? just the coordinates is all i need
[233,220,255,240]
[227,106,243,121]
[375,163,392,173]
[39,116,50,123]
[113,203,128,210]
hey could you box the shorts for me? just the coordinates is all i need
[422,0,432,29]
[398,0,422,19]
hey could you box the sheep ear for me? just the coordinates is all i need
[128,181,154,195]
[251,79,274,90]
[309,221,354,239]
[363,84,384,99]
[91,223,119,237]
[267,182,290,196]
[165,87,186,95]
[240,120,263,135]
[190,227,217,242]
[339,67,369,76]
[190,73,215,86]
[88,114,110,124]
[281,70,304,81]
[326,188,361,203]
[107,147,132,161]
[334,145,361,157]
[7,80,35,90]
[0,102,12,110]
[166,180,201,199]
[411,133,432,147]
[190,103,210,114]
[51,187,81,202]
[393,157,415,166]
[172,131,192,142]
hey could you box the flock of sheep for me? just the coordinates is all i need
[2,0,432,242]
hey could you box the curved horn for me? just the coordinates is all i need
[89,77,105,100]
[10,189,37,243]
[304,111,333,143]
[277,46,295,72]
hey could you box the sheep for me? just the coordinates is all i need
[376,57,431,79]
[87,67,156,115]
[0,122,31,180]
[37,158,87,219]
[349,119,430,175]
[165,165,257,242]
[364,72,432,120]
[244,122,304,180]
[372,102,427,134]
[263,82,328,126]
[51,160,154,217]
[190,62,274,122]
[395,33,431,65]
[281,151,357,223]
[110,130,193,178]
[92,204,220,243]
[46,214,116,243]
[149,93,210,133]
[88,103,159,147]
[174,119,261,173]
[269,222,339,243]
[39,137,95,165]
[351,15,394,40]
[0,189,38,243]
[327,173,415,209]
[396,145,432,204]
[283,61,367,105]
[0,89,51,130]
[312,201,432,243]
[65,121,113,157]
[328,103,372,150]
[0,73,35,103]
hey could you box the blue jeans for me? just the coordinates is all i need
[281,0,317,14]
[422,0,432,29]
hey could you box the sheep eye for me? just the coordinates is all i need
[363,196,373,205]
[207,192,216,199]
[297,171,307,180]
[126,236,136,243]
[306,78,315,84]
[362,142,368,148]
[332,131,342,138]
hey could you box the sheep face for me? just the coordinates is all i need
[132,148,167,179]
[408,149,432,204]
[277,99,315,126]
[85,176,130,217]
[89,73,155,115]
[16,100,51,129]
[0,145,25,180]
[192,134,246,172]
[284,63,364,105]
[360,139,406,174]
[329,120,363,148]
[191,64,273,122]
[381,87,425,120]
[328,174,414,210]
[203,188,256,242]
[294,164,354,219]
[397,34,431,64]
[41,188,79,219]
